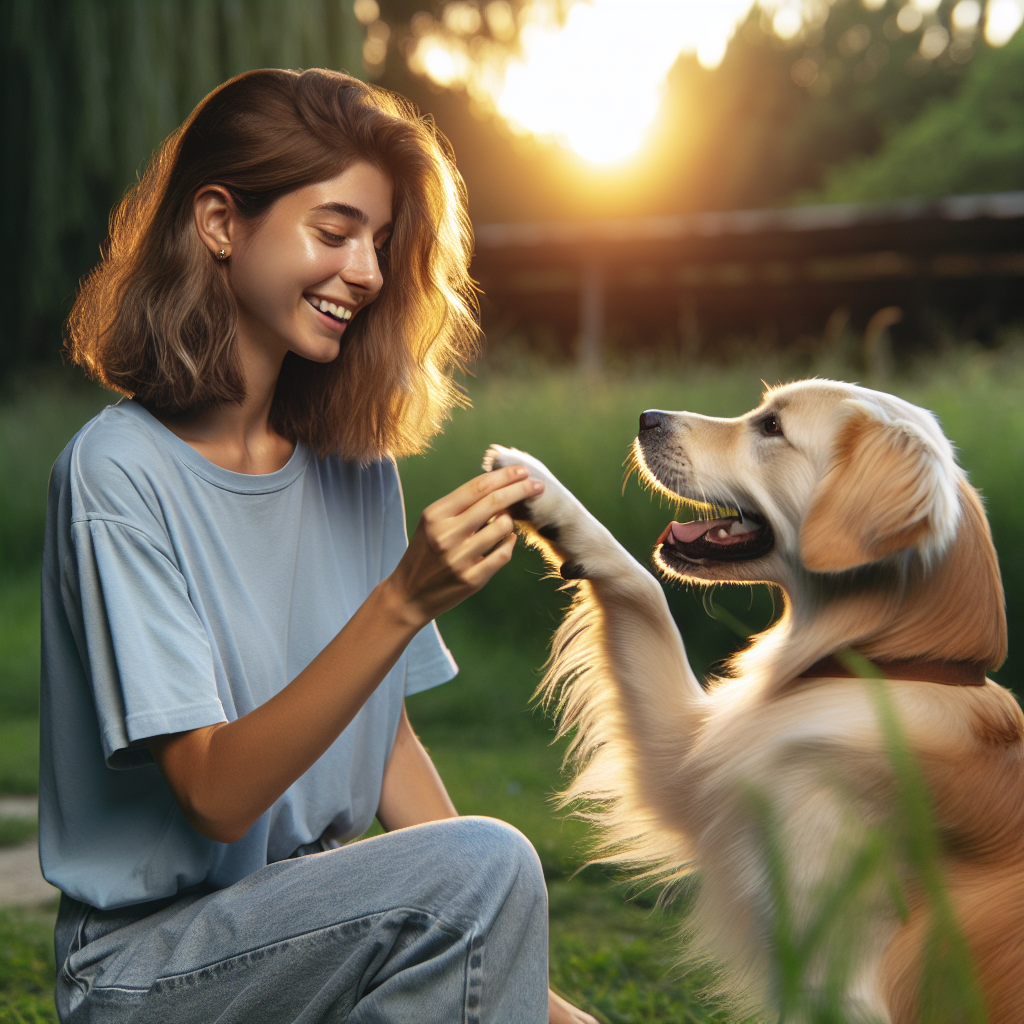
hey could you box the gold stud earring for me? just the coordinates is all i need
[216,248,229,260]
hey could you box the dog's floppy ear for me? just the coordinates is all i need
[800,404,960,573]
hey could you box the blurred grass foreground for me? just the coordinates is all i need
[2,342,1022,1022]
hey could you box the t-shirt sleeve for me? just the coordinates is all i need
[405,620,459,696]
[68,516,227,769]
[379,459,459,697]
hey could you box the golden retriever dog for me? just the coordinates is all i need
[483,379,1023,1023]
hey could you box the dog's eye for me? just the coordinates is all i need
[761,414,783,436]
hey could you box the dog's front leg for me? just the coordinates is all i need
[484,446,708,844]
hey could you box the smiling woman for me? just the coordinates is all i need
[43,69,596,1024]
[67,69,478,461]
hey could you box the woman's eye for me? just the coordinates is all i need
[761,415,782,436]
[319,230,346,245]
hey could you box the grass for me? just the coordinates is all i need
[548,879,738,1024]
[0,819,37,850]
[0,904,58,1024]
[0,723,38,798]
[1,343,1021,1021]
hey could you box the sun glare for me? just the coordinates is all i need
[406,0,1020,165]
[411,0,767,166]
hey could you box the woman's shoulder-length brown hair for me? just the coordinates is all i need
[66,68,479,461]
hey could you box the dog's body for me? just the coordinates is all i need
[484,380,1023,1023]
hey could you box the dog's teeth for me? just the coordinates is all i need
[728,519,758,536]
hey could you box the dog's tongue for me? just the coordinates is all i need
[658,518,736,545]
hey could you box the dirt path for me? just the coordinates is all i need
[0,796,59,907]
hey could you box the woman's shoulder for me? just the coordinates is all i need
[314,451,402,501]
[53,401,175,523]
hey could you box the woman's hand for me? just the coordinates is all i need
[149,465,542,844]
[386,464,544,629]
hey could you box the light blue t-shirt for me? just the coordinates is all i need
[39,400,457,910]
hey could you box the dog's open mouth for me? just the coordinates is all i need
[656,509,774,564]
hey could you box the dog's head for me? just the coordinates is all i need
[634,379,1006,669]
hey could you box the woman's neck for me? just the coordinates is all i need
[156,327,297,475]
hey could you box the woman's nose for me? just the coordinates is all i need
[341,238,383,296]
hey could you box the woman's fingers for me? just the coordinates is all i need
[458,476,544,535]
[548,989,599,1024]
[459,531,517,590]
[459,512,515,563]
[394,468,542,621]
[418,475,542,556]
[427,465,530,519]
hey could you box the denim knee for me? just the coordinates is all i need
[445,817,544,886]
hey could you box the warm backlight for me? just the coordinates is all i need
[406,0,1021,166]
[411,0,763,165]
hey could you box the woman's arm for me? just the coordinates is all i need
[377,703,457,831]
[148,465,541,844]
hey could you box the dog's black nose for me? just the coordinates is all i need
[639,410,666,432]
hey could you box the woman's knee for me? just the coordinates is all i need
[436,816,545,895]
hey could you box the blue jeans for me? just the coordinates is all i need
[54,817,549,1023]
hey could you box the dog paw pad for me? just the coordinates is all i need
[507,500,533,521]
[559,561,587,580]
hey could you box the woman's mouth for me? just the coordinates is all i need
[304,294,353,328]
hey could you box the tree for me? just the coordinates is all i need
[371,0,1012,222]
[817,29,1024,202]
[0,0,364,379]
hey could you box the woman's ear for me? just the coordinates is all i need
[799,407,960,573]
[193,186,237,260]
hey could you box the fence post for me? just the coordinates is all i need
[578,259,604,372]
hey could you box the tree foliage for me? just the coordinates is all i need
[664,0,974,211]
[374,0,1016,225]
[0,0,363,378]
[817,29,1024,202]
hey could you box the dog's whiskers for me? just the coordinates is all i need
[621,445,642,498]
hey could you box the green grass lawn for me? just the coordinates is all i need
[1,344,1021,1022]
[0,903,58,1024]
[0,819,37,849]
[0,722,38,798]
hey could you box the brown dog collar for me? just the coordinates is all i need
[800,655,988,687]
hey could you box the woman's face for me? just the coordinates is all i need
[225,161,394,365]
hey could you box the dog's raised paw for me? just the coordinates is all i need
[559,561,587,580]
[482,444,547,480]
[482,445,569,530]
[482,445,604,579]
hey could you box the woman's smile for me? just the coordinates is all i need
[303,293,355,332]
[304,294,354,323]
[226,161,393,364]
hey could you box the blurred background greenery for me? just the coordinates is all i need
[1,0,1022,1020]
[3,0,1023,375]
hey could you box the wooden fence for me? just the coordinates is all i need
[472,192,1024,366]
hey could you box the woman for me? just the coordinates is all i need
[40,68,595,1024]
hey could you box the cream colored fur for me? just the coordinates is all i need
[483,379,1022,1023]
